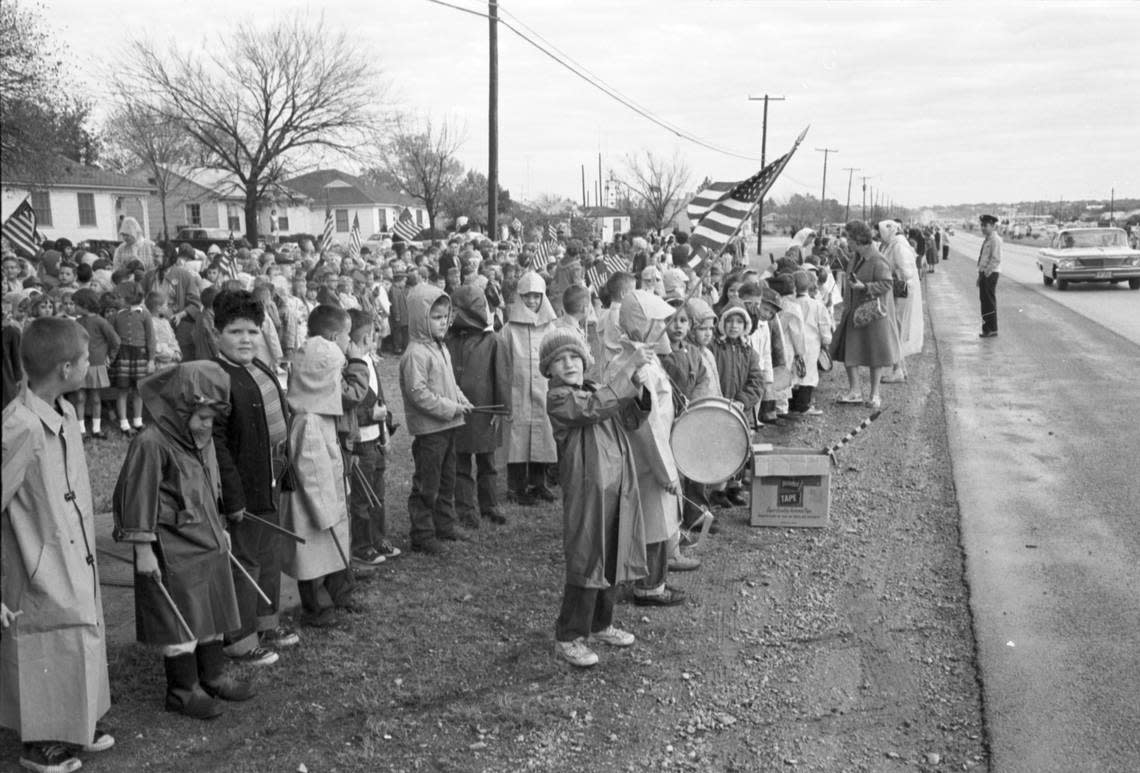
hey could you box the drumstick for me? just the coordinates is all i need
[241,511,307,544]
[823,410,883,464]
[228,552,273,606]
[152,575,196,642]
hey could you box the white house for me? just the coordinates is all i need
[580,206,631,243]
[1,160,154,244]
[284,170,428,243]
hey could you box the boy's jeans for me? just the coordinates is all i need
[456,451,500,520]
[408,428,458,546]
[349,439,387,554]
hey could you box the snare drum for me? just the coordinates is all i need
[669,397,751,484]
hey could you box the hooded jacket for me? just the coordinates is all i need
[399,284,467,436]
[112,362,241,644]
[713,306,764,413]
[601,290,680,544]
[500,271,558,463]
[281,337,352,581]
[445,285,511,454]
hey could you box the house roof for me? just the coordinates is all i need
[284,169,417,208]
[159,166,309,203]
[4,159,153,193]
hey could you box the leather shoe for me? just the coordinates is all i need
[632,585,687,607]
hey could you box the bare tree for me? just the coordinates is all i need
[101,106,199,241]
[375,114,465,231]
[121,14,386,243]
[623,150,691,231]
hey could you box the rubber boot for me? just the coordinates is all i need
[164,652,224,719]
[196,640,256,701]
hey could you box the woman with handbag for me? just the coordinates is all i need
[828,220,900,409]
[879,220,924,382]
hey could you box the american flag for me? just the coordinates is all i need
[584,254,630,289]
[393,207,419,242]
[688,128,808,256]
[510,217,523,236]
[686,181,734,229]
[348,213,362,259]
[545,223,558,241]
[1,199,44,258]
[218,231,240,279]
[319,207,335,254]
[534,239,557,267]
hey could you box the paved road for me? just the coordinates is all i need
[928,245,1140,772]
[951,231,1140,345]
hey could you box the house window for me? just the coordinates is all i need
[77,193,97,227]
[278,215,289,232]
[227,204,242,232]
[416,209,424,226]
[186,203,202,226]
[378,209,387,230]
[335,209,349,232]
[30,190,52,227]
[612,218,622,233]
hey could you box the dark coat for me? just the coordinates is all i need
[712,336,764,413]
[212,355,290,515]
[659,342,710,414]
[112,362,241,645]
[830,244,900,367]
[547,376,649,589]
[445,286,511,454]
[2,325,22,408]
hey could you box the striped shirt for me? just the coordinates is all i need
[245,361,287,461]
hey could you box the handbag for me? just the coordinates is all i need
[852,297,886,328]
[892,275,909,298]
[817,348,833,373]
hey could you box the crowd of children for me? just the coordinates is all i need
[2,221,918,770]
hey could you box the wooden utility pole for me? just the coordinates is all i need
[488,1,499,238]
[842,167,859,223]
[815,147,837,234]
[581,164,587,207]
[860,175,872,221]
[748,94,785,256]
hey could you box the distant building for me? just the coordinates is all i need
[284,170,428,242]
[579,206,630,242]
[2,160,154,243]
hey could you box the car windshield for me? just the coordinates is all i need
[1061,230,1127,248]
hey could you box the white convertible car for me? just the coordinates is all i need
[1037,227,1140,291]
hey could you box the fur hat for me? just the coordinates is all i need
[539,328,591,377]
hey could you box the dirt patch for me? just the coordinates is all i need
[1,316,987,772]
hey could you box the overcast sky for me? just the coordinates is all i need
[48,0,1140,208]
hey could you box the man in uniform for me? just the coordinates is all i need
[977,214,1002,338]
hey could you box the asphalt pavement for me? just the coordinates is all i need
[927,245,1140,771]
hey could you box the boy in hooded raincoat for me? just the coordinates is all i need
[399,285,473,554]
[544,328,653,668]
[114,360,254,721]
[601,290,687,608]
[499,271,558,505]
[445,286,511,527]
[281,305,368,625]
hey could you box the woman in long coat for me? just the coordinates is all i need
[499,271,558,502]
[829,220,900,409]
[878,221,924,380]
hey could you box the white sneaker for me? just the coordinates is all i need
[554,638,599,667]
[590,625,635,648]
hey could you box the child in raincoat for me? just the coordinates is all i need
[790,271,832,415]
[601,290,687,608]
[499,270,558,505]
[544,327,652,668]
[113,360,253,721]
[2,318,113,772]
[711,305,765,508]
[281,305,368,626]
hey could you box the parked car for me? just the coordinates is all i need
[1037,227,1140,291]
[173,227,238,253]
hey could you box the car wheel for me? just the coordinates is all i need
[1057,279,1069,291]
[1129,278,1140,290]
[1043,275,1054,286]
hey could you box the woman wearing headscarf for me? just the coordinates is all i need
[829,221,900,409]
[878,221,923,382]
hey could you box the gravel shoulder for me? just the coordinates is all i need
[1,290,987,772]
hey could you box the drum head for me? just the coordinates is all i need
[670,399,751,484]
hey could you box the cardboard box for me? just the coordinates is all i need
[750,446,831,528]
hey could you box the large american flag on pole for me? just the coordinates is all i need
[319,207,335,254]
[688,127,809,258]
[348,213,362,259]
[1,199,44,258]
[393,208,419,242]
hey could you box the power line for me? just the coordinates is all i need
[424,0,767,163]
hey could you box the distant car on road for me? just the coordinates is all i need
[1036,227,1140,291]
[173,227,236,253]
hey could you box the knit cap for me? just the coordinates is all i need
[539,327,592,377]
